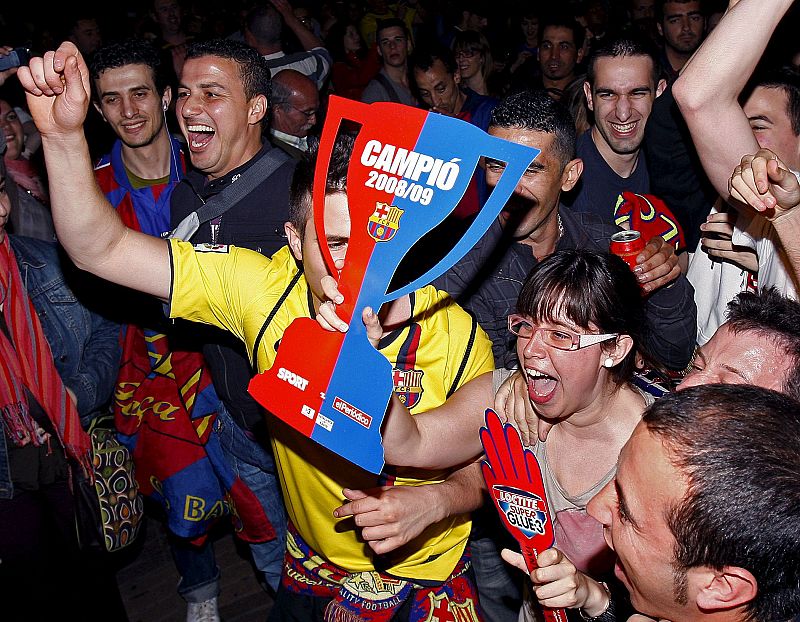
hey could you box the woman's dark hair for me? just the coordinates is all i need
[516,249,653,384]
[326,21,366,62]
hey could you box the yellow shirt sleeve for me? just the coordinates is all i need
[167,239,272,343]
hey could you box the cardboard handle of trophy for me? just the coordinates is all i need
[248,318,339,437]
[248,317,392,473]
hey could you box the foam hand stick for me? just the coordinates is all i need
[481,408,567,622]
[249,97,538,474]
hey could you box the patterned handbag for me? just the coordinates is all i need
[73,415,144,552]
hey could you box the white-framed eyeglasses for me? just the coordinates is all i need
[508,314,618,351]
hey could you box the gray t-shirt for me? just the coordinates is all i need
[361,68,418,107]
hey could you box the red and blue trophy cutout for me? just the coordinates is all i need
[249,96,539,473]
[481,409,567,622]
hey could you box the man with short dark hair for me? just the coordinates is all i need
[171,38,297,619]
[67,14,102,58]
[90,39,178,209]
[536,17,585,101]
[410,46,496,221]
[361,18,417,106]
[656,0,705,82]
[411,46,496,129]
[269,69,319,158]
[562,37,666,224]
[680,288,800,401]
[587,383,800,622]
[438,89,693,371]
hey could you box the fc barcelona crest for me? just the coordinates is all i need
[392,368,424,409]
[367,202,404,242]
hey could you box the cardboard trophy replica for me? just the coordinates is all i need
[481,409,567,622]
[249,97,539,473]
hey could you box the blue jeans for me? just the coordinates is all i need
[470,509,523,622]
[170,534,221,603]
[214,403,288,592]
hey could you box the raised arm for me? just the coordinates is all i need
[673,0,794,198]
[270,0,327,52]
[16,43,171,300]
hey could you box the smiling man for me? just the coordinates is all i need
[91,39,180,226]
[587,383,800,622]
[562,37,666,224]
[168,36,297,607]
[171,39,295,249]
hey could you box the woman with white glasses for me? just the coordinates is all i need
[497,248,657,621]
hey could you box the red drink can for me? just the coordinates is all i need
[610,230,646,270]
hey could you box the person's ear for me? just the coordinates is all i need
[576,46,585,64]
[249,94,268,124]
[602,334,633,369]
[162,85,172,111]
[656,22,664,37]
[453,69,461,86]
[561,158,583,192]
[694,567,758,612]
[583,81,594,112]
[655,78,667,98]
[93,101,106,122]
[285,221,304,261]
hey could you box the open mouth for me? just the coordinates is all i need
[186,123,215,150]
[525,368,558,403]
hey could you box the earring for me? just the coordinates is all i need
[603,357,614,368]
[163,103,168,112]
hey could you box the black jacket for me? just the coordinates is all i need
[435,208,697,370]
[170,142,297,435]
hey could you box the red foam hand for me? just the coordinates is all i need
[481,409,567,622]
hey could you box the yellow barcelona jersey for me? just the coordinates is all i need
[168,239,494,581]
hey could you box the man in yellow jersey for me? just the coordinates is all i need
[18,42,494,621]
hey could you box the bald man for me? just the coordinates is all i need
[269,69,320,159]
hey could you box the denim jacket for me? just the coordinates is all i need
[0,236,121,499]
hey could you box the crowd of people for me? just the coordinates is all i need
[1,1,799,622]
